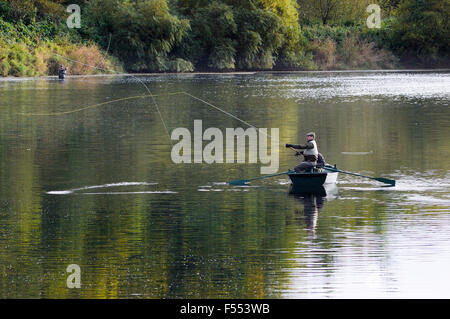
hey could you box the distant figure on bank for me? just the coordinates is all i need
[58,65,67,80]
[286,132,319,172]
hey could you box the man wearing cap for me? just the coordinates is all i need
[286,132,319,172]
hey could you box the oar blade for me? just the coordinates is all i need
[375,178,396,186]
[228,180,248,186]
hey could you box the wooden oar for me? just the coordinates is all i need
[228,171,293,186]
[324,165,395,186]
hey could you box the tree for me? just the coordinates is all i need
[378,0,401,15]
[297,0,340,25]
[390,0,450,61]
[83,0,190,72]
[176,0,304,70]
[1,0,66,23]
[297,0,378,25]
[189,1,237,70]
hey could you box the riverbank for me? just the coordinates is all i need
[2,34,447,78]
[2,68,450,82]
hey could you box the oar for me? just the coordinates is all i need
[324,165,395,186]
[228,171,293,186]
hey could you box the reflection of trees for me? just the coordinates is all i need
[1,75,449,298]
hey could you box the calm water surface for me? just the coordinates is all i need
[0,71,449,298]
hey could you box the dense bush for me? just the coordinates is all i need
[388,0,449,65]
[175,0,308,71]
[304,31,398,70]
[0,16,122,77]
[82,0,190,72]
[1,0,449,75]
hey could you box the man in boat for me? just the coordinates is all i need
[286,132,319,172]
[316,153,326,168]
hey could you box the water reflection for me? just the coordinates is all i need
[289,185,338,234]
[0,72,449,298]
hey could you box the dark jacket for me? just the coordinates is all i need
[291,141,317,162]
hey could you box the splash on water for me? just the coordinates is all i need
[47,182,159,195]
[82,191,177,195]
[338,170,450,207]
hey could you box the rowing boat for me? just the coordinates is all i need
[228,162,395,187]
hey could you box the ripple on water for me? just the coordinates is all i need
[251,73,450,103]
[47,182,162,195]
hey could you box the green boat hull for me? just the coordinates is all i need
[288,171,338,189]
[288,172,327,188]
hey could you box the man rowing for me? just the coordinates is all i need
[286,132,319,172]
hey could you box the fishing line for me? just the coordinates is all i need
[96,33,112,69]
[53,53,109,72]
[17,94,152,116]
[26,51,272,140]
[167,91,272,138]
[52,52,173,146]
[19,89,272,138]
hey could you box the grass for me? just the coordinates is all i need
[0,37,123,77]
[303,25,398,70]
[0,16,123,77]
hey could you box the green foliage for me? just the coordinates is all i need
[0,15,122,77]
[1,0,65,24]
[299,25,399,70]
[388,0,449,63]
[0,39,37,77]
[176,0,306,70]
[378,0,401,14]
[166,58,194,72]
[235,6,284,69]
[1,0,448,74]
[302,24,361,44]
[83,0,190,72]
[0,16,76,47]
[189,1,237,70]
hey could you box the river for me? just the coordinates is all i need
[0,71,449,298]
